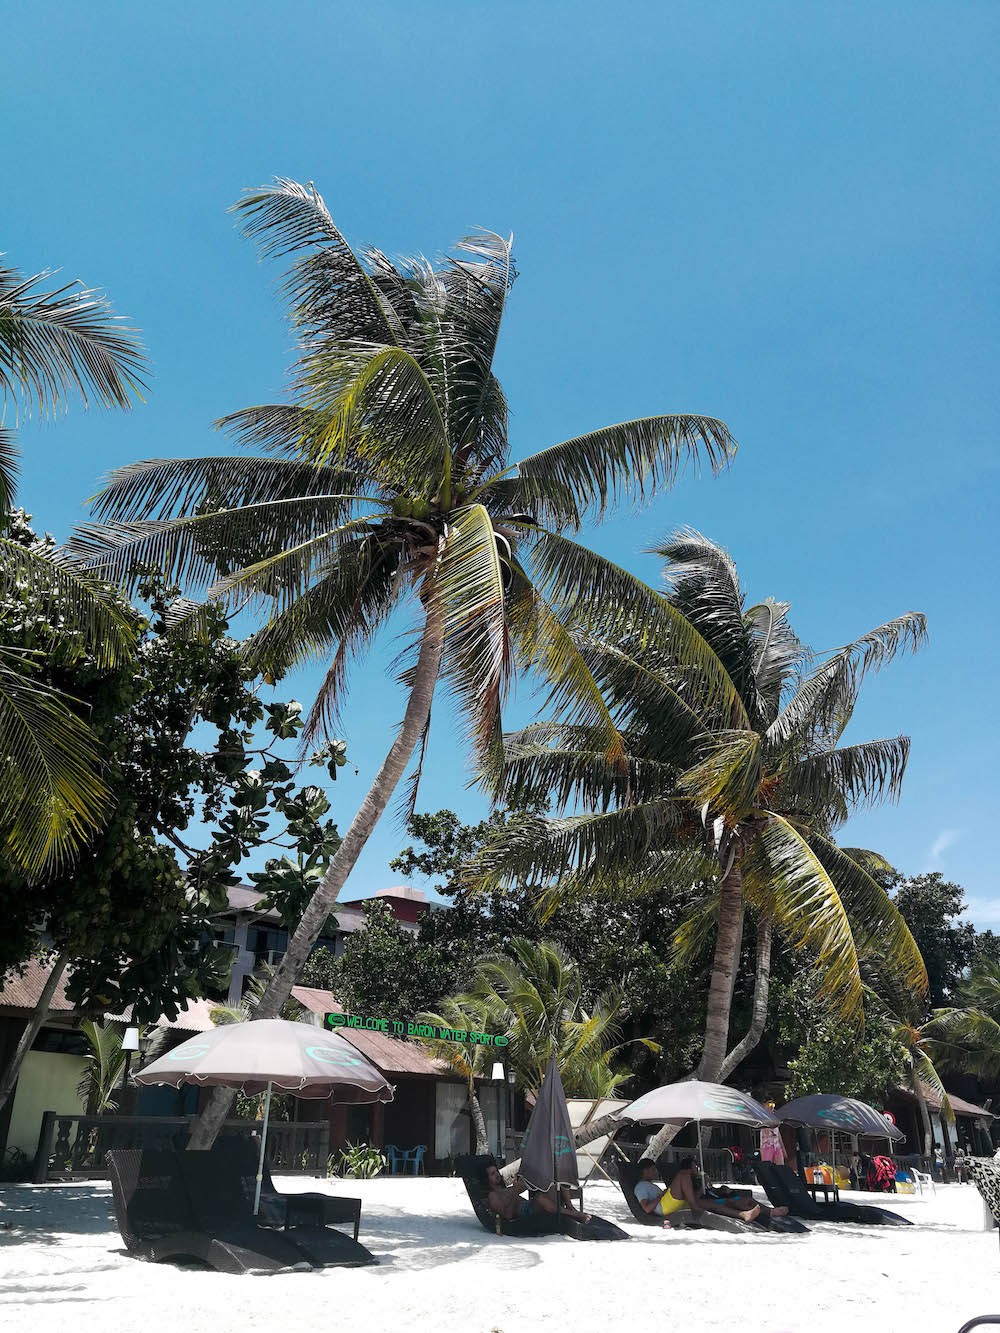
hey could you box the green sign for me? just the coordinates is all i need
[325,1011,508,1048]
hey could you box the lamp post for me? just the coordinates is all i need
[120,1026,141,1113]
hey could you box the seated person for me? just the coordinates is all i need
[484,1163,590,1224]
[633,1157,775,1226]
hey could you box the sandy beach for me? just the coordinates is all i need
[0,1175,994,1333]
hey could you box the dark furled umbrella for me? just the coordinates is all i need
[518,1057,580,1193]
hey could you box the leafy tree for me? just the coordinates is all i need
[476,532,927,1131]
[390,808,520,895]
[335,901,464,1017]
[0,560,346,1112]
[74,179,735,1148]
[893,872,979,1006]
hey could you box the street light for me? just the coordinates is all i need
[119,1026,141,1110]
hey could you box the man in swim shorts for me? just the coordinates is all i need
[634,1157,763,1225]
[485,1163,591,1223]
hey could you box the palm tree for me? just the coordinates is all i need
[0,257,145,873]
[76,1020,165,1114]
[72,179,735,1148]
[414,995,495,1154]
[469,938,651,1098]
[473,532,928,1144]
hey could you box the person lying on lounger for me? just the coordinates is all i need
[633,1157,782,1226]
[485,1163,590,1223]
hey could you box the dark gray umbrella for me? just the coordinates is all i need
[518,1056,579,1193]
[615,1079,778,1179]
[776,1093,903,1141]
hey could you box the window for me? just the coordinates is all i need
[32,1027,90,1055]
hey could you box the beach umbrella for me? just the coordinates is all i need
[615,1080,778,1178]
[775,1093,901,1188]
[135,1019,393,1212]
[775,1093,903,1140]
[518,1056,580,1196]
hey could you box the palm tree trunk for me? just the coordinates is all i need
[469,1082,490,1156]
[914,1078,934,1157]
[717,912,773,1082]
[696,860,745,1082]
[188,606,444,1151]
[0,951,70,1113]
[642,860,745,1162]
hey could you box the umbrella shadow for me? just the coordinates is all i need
[0,1185,116,1244]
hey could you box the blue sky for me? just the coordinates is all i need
[3,2,997,920]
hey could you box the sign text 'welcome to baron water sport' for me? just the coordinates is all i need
[324,1011,508,1047]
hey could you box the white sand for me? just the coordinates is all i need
[0,1175,995,1333]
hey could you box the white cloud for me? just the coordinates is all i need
[928,827,961,867]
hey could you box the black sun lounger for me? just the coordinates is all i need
[456,1154,628,1241]
[754,1161,911,1226]
[617,1159,807,1235]
[213,1133,363,1240]
[179,1147,378,1267]
[107,1148,310,1274]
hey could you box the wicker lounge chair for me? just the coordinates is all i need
[178,1147,377,1267]
[214,1134,363,1240]
[107,1148,311,1274]
[456,1154,628,1241]
[617,1158,807,1235]
[967,1160,1000,1252]
[754,1161,911,1226]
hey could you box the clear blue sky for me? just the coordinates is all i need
[4,2,997,920]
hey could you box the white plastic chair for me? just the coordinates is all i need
[912,1166,936,1196]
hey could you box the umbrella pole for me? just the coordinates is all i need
[698,1119,705,1183]
[253,1081,273,1216]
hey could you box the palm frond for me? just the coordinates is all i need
[233,179,400,345]
[767,614,928,749]
[781,737,911,816]
[743,813,864,1023]
[515,415,734,526]
[679,729,763,822]
[0,426,19,515]
[809,836,927,996]
[0,538,135,666]
[0,654,108,875]
[0,260,148,415]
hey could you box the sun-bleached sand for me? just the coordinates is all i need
[0,1175,994,1333]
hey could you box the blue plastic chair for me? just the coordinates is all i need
[406,1146,427,1176]
[384,1144,404,1176]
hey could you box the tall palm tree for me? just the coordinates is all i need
[473,532,928,1138]
[414,995,495,1154]
[0,257,145,873]
[72,179,735,1147]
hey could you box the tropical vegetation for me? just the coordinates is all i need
[0,255,146,874]
[70,178,736,1147]
[471,532,928,1155]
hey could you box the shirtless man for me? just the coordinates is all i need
[485,1163,590,1223]
[634,1157,769,1226]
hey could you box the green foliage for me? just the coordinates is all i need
[336,901,464,1016]
[785,1021,907,1106]
[329,1142,386,1178]
[0,535,349,1024]
[892,872,997,1007]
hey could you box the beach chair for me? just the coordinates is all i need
[966,1161,1000,1252]
[616,1159,808,1236]
[179,1147,378,1268]
[455,1153,628,1241]
[754,1161,911,1226]
[107,1148,310,1274]
[213,1135,363,1240]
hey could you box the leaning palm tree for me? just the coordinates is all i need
[414,995,495,1154]
[0,257,145,873]
[71,179,735,1147]
[472,533,928,1136]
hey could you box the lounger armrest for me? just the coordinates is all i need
[284,1195,328,1229]
[322,1196,363,1241]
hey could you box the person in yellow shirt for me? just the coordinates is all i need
[634,1157,787,1227]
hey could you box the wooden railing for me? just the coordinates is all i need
[33,1113,330,1183]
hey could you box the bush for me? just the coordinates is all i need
[328,1142,386,1179]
